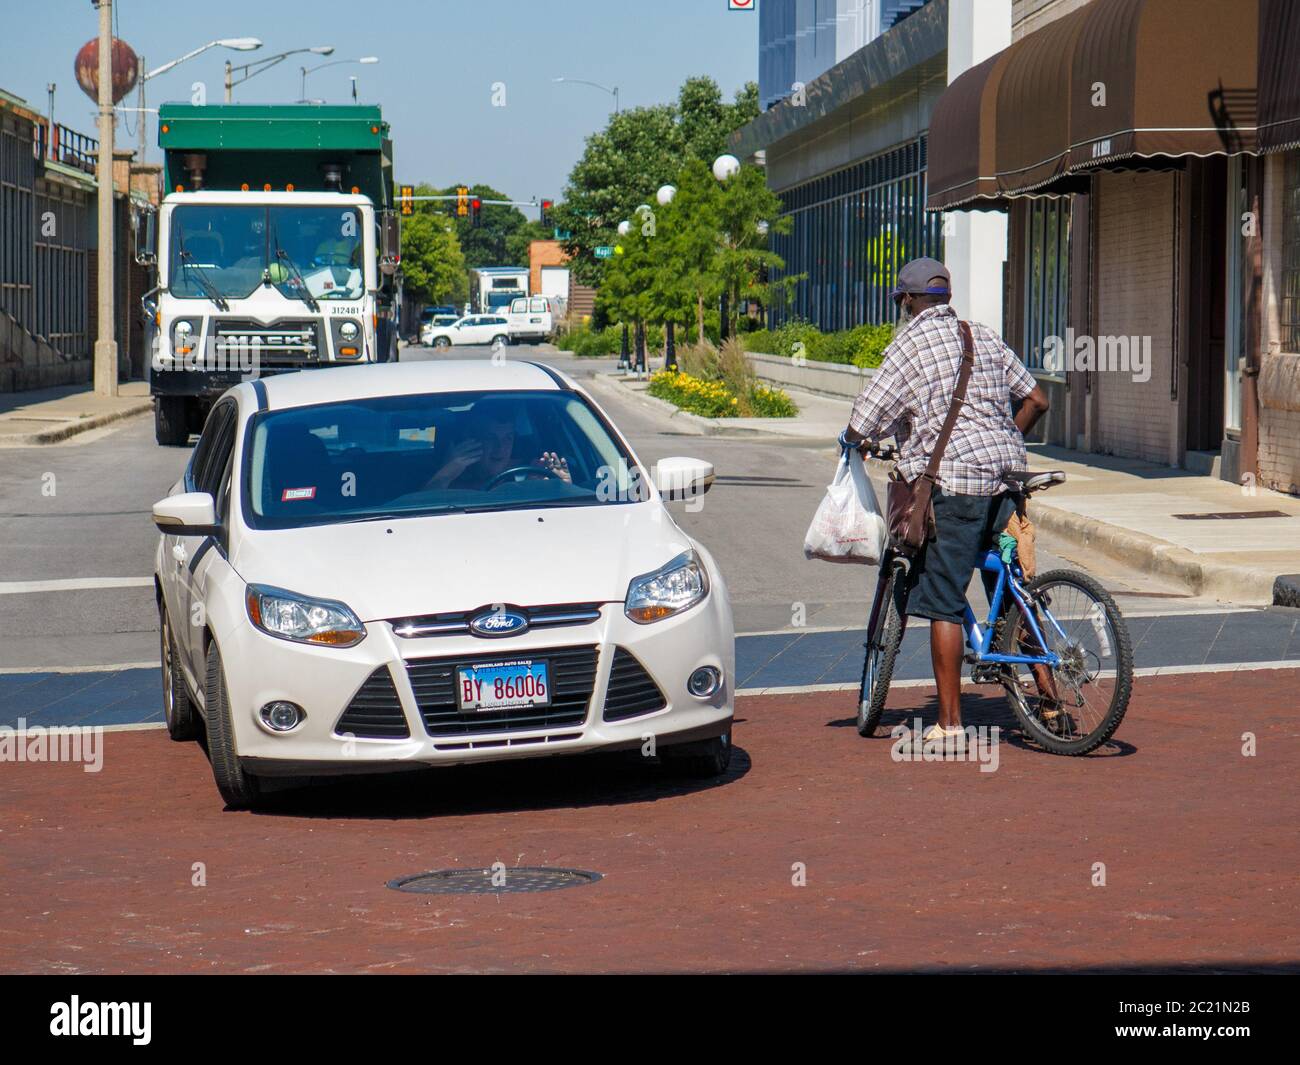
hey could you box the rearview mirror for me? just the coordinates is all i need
[380,211,401,276]
[654,457,714,501]
[133,207,157,267]
[153,492,218,537]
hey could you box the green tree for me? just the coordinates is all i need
[415,182,532,267]
[399,211,468,307]
[714,164,794,335]
[554,76,760,287]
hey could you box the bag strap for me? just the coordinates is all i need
[920,319,976,484]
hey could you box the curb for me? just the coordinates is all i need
[0,400,153,447]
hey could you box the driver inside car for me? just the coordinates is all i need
[425,401,571,491]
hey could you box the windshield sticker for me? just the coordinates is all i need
[281,487,317,502]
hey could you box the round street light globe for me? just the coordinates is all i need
[656,184,677,206]
[617,220,631,237]
[757,220,770,236]
[713,154,741,181]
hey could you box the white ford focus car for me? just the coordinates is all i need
[152,360,733,808]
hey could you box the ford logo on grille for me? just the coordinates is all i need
[469,609,529,637]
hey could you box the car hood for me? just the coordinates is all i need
[230,502,692,622]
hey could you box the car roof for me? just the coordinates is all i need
[242,360,574,412]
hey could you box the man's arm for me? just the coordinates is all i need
[843,351,907,452]
[1001,339,1049,439]
[1014,384,1050,438]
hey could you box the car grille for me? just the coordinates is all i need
[211,318,321,369]
[334,667,411,739]
[602,648,667,721]
[390,603,603,639]
[406,645,598,737]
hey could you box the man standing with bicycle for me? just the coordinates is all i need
[843,258,1051,747]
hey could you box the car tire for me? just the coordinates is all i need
[204,641,262,810]
[661,729,732,779]
[155,397,190,447]
[159,602,198,741]
[493,335,509,348]
[434,337,451,350]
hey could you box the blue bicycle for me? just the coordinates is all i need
[858,445,1133,755]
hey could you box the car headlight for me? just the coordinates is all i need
[245,584,366,647]
[339,320,360,341]
[625,549,709,624]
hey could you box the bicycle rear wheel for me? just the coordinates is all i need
[997,568,1133,755]
[858,569,906,737]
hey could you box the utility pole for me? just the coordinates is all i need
[224,60,232,102]
[137,53,146,164]
[94,0,118,396]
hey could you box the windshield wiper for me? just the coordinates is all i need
[268,224,319,312]
[338,505,469,525]
[174,227,229,310]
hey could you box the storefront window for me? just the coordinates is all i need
[1022,197,1071,376]
[1278,153,1300,354]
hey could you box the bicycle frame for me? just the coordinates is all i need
[965,550,1062,667]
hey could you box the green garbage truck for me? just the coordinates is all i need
[137,103,401,445]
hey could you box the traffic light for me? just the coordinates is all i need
[399,185,414,216]
[471,197,482,228]
[540,198,553,229]
[456,186,469,218]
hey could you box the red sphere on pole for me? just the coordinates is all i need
[74,37,139,104]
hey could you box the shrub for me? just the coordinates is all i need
[675,341,720,381]
[743,318,897,369]
[648,370,737,418]
[718,338,758,412]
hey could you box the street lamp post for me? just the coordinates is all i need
[299,57,378,103]
[713,155,742,341]
[552,77,619,114]
[93,0,115,396]
[136,38,261,163]
[224,45,334,102]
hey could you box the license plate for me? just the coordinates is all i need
[456,659,550,712]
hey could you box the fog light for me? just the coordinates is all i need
[687,666,722,698]
[260,701,304,732]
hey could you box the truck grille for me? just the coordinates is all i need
[406,645,598,737]
[211,318,320,368]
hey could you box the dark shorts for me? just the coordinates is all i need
[906,490,1015,625]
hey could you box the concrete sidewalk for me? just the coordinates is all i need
[0,381,152,446]
[599,372,1300,606]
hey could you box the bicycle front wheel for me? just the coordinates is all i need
[997,568,1133,755]
[858,569,906,737]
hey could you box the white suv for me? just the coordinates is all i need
[426,315,511,349]
[507,296,563,344]
[152,360,734,809]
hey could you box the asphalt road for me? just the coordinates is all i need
[0,342,1255,671]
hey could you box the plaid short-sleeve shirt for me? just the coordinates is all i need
[848,304,1037,496]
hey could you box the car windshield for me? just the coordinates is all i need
[244,390,642,530]
[168,204,365,302]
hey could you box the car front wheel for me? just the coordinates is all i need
[661,729,732,779]
[159,602,198,741]
[204,641,262,809]
[434,337,451,350]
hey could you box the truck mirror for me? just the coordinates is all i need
[380,212,401,276]
[133,208,157,267]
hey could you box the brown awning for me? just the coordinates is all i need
[925,51,1010,210]
[927,0,1261,211]
[1067,0,1258,169]
[1258,0,1300,152]
[993,5,1092,196]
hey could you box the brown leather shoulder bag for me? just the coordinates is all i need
[885,319,976,553]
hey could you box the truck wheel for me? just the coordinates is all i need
[204,641,262,810]
[154,397,190,447]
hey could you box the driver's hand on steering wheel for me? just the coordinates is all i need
[538,452,571,483]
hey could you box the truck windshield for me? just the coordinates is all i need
[168,205,365,302]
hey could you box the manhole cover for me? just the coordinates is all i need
[387,867,602,895]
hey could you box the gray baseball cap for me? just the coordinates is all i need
[892,257,952,301]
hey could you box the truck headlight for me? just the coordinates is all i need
[339,320,359,341]
[625,549,709,624]
[245,584,366,647]
[171,319,198,355]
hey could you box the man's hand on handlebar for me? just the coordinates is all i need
[839,428,897,460]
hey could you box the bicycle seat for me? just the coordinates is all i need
[1003,469,1066,494]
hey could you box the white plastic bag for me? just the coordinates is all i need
[803,450,887,564]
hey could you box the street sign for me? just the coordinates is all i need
[594,245,613,259]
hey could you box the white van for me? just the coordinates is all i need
[506,295,565,344]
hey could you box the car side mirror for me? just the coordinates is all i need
[654,457,714,501]
[153,492,219,537]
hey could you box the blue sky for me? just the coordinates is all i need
[6,0,759,203]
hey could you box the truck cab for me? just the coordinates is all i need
[141,104,399,445]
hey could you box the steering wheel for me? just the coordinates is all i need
[485,465,561,490]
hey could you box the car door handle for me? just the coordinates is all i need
[172,543,188,566]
